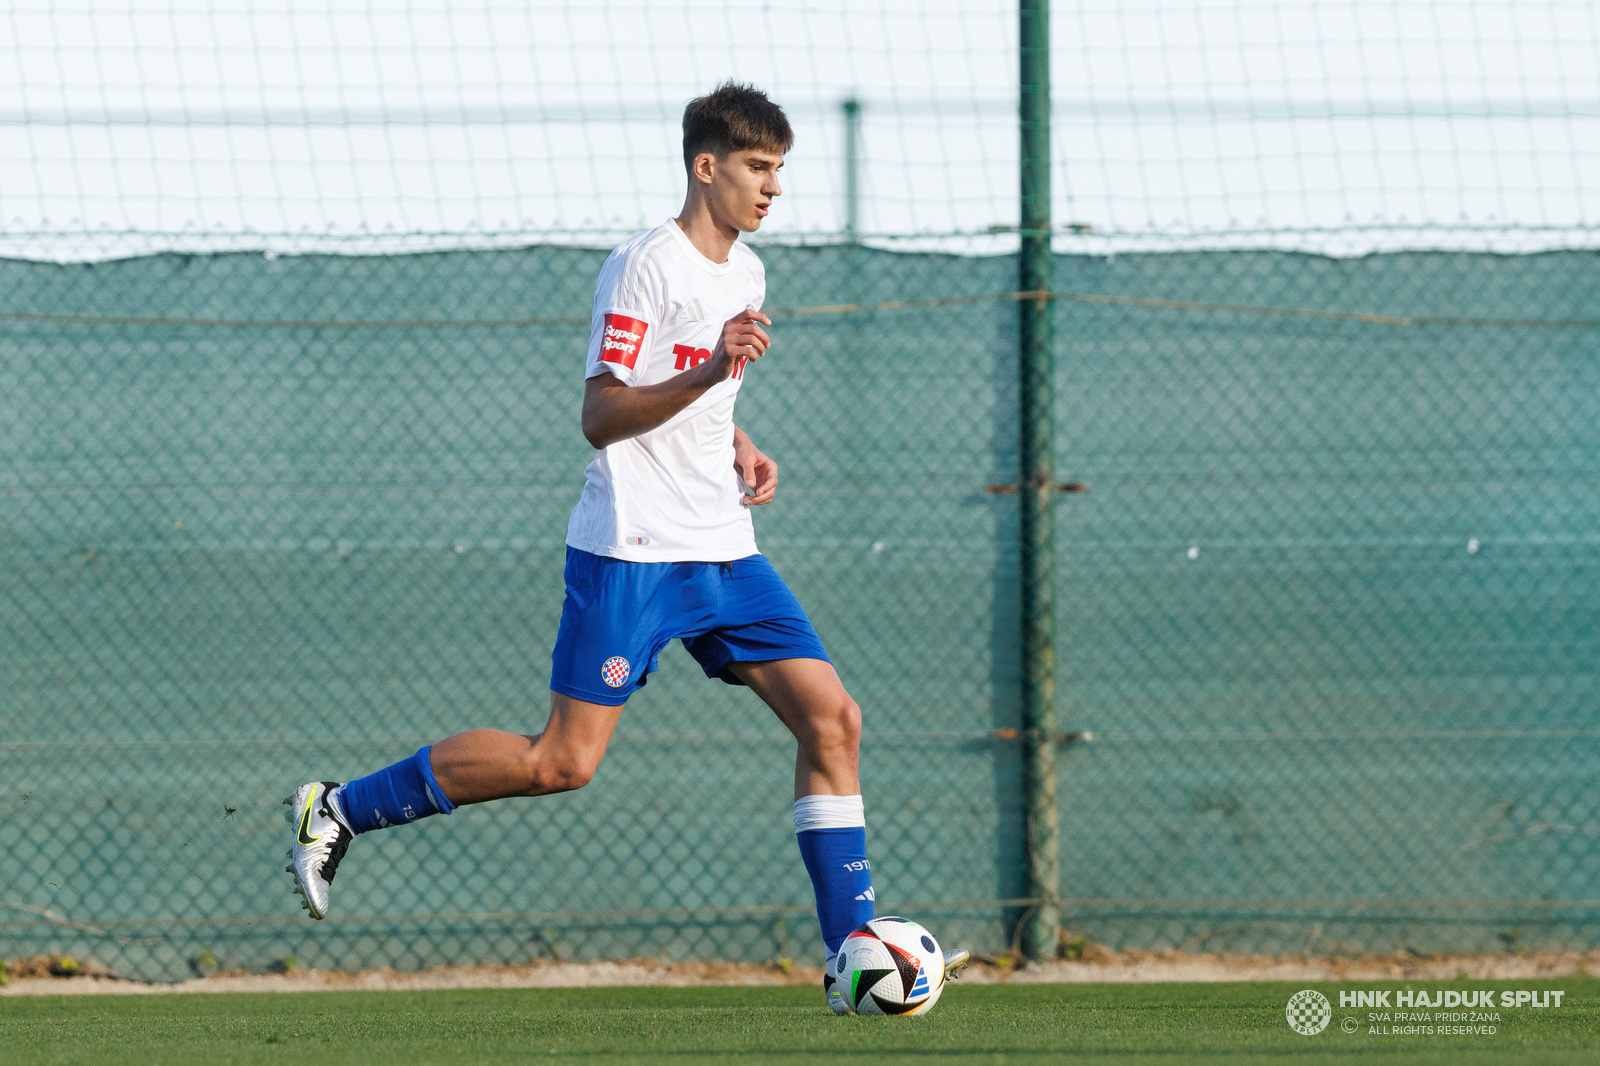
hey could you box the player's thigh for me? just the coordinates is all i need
[540,689,628,773]
[728,658,859,747]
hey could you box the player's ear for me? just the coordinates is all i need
[689,151,717,186]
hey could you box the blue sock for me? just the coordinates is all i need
[334,745,455,835]
[794,795,875,956]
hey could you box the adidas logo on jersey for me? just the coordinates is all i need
[855,887,875,901]
[677,298,705,322]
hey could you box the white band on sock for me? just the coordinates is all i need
[793,794,865,834]
[326,785,351,829]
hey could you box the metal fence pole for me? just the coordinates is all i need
[842,98,861,242]
[1018,0,1060,960]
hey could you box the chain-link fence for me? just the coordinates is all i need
[1052,249,1600,959]
[3,243,1597,981]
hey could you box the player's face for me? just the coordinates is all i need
[709,148,784,233]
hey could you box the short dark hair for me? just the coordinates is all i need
[682,81,793,171]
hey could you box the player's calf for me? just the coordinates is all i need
[424,700,625,803]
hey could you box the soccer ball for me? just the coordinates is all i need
[833,916,946,1016]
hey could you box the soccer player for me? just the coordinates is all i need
[285,82,967,1012]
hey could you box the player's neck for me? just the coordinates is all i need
[673,198,739,265]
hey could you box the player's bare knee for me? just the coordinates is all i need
[551,763,597,792]
[523,748,600,795]
[838,697,862,750]
[805,695,861,760]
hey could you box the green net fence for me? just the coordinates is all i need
[4,246,1597,980]
[3,1,1600,982]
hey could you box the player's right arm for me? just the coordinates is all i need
[581,309,772,450]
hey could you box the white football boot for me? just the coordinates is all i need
[823,952,852,1014]
[942,947,972,979]
[283,781,353,920]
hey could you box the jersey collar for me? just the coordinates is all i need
[665,218,740,277]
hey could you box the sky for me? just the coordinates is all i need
[1,0,1597,259]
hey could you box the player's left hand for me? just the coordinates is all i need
[734,439,779,506]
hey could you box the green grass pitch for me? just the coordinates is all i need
[3,979,1595,1064]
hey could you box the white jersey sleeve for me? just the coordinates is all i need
[584,243,670,387]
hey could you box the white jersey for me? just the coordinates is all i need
[565,219,765,562]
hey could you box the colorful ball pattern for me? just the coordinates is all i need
[834,916,945,1016]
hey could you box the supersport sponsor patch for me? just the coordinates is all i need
[600,313,648,368]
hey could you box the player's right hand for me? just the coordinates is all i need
[708,309,771,380]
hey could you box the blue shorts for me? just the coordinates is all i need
[550,548,831,706]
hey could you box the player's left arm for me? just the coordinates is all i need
[732,424,778,506]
